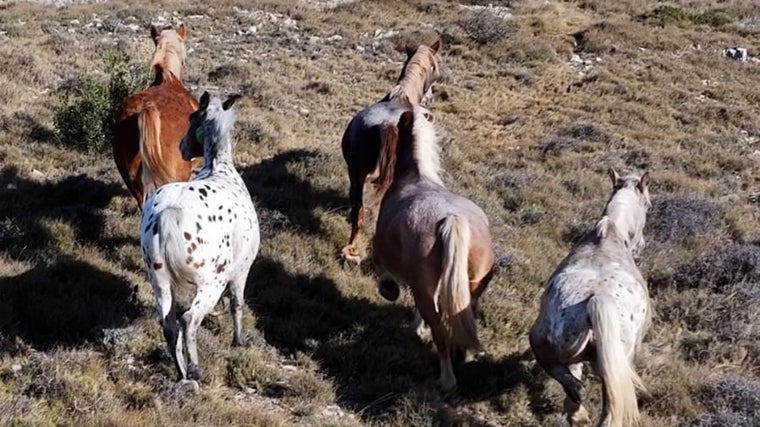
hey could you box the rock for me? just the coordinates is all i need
[327,34,343,42]
[322,404,345,418]
[723,47,748,62]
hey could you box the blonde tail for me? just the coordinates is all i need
[437,215,479,351]
[138,105,163,203]
[588,295,645,427]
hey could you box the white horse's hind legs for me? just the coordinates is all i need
[412,310,430,339]
[229,272,249,347]
[150,269,188,379]
[182,282,225,381]
[563,363,591,427]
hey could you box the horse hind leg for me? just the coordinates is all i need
[415,291,456,391]
[229,272,249,347]
[531,334,590,426]
[341,172,367,263]
[149,269,187,379]
[181,279,226,382]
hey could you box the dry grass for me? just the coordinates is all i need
[1,0,760,425]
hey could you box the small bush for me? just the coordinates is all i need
[673,244,760,291]
[53,49,151,151]
[642,6,732,28]
[700,375,760,413]
[683,411,755,427]
[538,123,611,157]
[646,195,722,242]
[459,10,512,45]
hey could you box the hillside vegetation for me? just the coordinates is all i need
[1,0,759,425]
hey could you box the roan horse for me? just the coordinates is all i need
[372,108,495,391]
[140,92,259,384]
[113,24,200,209]
[340,39,441,262]
[529,168,652,427]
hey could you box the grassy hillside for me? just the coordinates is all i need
[1,0,760,425]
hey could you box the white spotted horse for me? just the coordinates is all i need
[140,92,260,384]
[530,168,652,427]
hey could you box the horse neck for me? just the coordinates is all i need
[151,51,183,85]
[602,196,641,247]
[198,130,237,178]
[386,82,421,106]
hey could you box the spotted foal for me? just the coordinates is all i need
[140,92,259,384]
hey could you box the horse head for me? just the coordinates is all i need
[602,167,651,258]
[181,92,241,161]
[150,23,188,81]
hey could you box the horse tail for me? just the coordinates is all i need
[374,122,399,198]
[138,104,164,204]
[587,294,645,427]
[437,215,479,351]
[158,207,197,310]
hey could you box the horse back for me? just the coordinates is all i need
[375,185,494,286]
[342,102,409,174]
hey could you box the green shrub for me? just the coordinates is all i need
[53,49,152,151]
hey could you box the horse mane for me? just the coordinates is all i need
[385,45,437,106]
[410,107,443,186]
[374,123,399,197]
[375,107,443,196]
[594,216,616,241]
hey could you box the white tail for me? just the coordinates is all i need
[437,215,479,351]
[588,295,645,427]
[157,207,197,309]
[138,105,163,202]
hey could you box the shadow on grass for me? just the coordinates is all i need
[245,256,534,421]
[0,165,127,260]
[0,256,140,350]
[0,166,140,349]
[239,149,346,235]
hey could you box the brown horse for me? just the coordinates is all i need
[112,23,201,209]
[340,40,441,262]
[372,107,495,391]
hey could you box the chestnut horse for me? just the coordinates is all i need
[529,169,652,427]
[112,24,200,209]
[340,40,441,262]
[372,108,495,391]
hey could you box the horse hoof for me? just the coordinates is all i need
[178,379,200,394]
[340,245,362,264]
[187,364,201,381]
[436,378,457,393]
[378,278,400,301]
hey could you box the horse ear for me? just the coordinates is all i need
[405,44,415,58]
[199,91,210,110]
[608,167,620,186]
[176,23,187,40]
[429,39,441,53]
[150,25,161,44]
[223,94,242,111]
[637,171,650,192]
[397,110,415,132]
